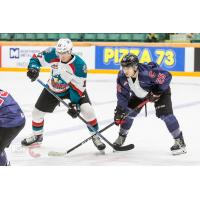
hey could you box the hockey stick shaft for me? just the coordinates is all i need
[50,100,148,156]
[66,100,148,154]
[67,122,115,154]
[37,79,148,152]
[37,79,118,149]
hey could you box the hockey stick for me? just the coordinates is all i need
[37,79,135,152]
[48,99,149,156]
[48,122,115,156]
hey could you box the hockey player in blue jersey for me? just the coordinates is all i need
[0,89,25,165]
[113,53,186,155]
[21,38,106,151]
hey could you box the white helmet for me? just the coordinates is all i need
[56,38,73,54]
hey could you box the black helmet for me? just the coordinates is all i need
[120,53,139,67]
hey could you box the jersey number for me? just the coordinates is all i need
[0,91,9,106]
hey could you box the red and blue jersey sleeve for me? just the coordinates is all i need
[148,66,172,94]
[116,71,130,112]
[0,89,25,127]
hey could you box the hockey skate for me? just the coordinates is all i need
[92,135,106,152]
[21,134,43,146]
[170,132,186,155]
[113,135,127,147]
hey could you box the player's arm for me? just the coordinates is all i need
[0,89,9,106]
[60,63,87,119]
[60,63,87,104]
[69,67,87,104]
[116,74,130,112]
[27,50,46,82]
[147,67,172,102]
[114,73,131,125]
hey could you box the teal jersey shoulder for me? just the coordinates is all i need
[72,55,87,78]
[28,47,59,69]
[68,55,87,103]
[42,47,59,63]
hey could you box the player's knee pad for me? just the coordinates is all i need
[80,103,96,121]
[32,107,46,122]
[160,114,180,133]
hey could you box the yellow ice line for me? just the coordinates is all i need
[0,68,200,76]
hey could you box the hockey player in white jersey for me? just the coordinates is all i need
[21,38,106,151]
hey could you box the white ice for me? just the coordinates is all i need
[0,71,200,166]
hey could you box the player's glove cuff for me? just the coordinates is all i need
[67,103,80,118]
[147,92,161,102]
[27,68,39,82]
[114,106,128,126]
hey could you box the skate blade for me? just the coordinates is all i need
[172,148,187,156]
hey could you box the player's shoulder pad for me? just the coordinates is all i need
[148,62,160,69]
[138,63,158,73]
[138,63,146,70]
[117,70,127,83]
[42,47,59,63]
[73,54,87,78]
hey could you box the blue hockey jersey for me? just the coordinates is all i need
[0,90,25,128]
[116,62,172,112]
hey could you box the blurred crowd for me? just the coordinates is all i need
[0,33,199,42]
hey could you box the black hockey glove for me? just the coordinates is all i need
[27,68,39,82]
[147,92,161,102]
[67,103,80,118]
[114,106,127,126]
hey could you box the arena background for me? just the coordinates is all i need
[1,33,200,76]
[1,0,200,199]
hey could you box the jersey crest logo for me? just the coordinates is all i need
[53,77,59,83]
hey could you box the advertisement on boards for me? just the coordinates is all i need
[1,46,95,69]
[95,46,185,71]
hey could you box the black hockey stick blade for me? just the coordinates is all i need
[113,143,135,151]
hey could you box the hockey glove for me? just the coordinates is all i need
[27,68,39,82]
[67,103,80,118]
[147,92,161,102]
[114,106,127,126]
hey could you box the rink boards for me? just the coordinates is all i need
[0,41,200,76]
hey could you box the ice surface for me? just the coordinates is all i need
[1,71,200,165]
